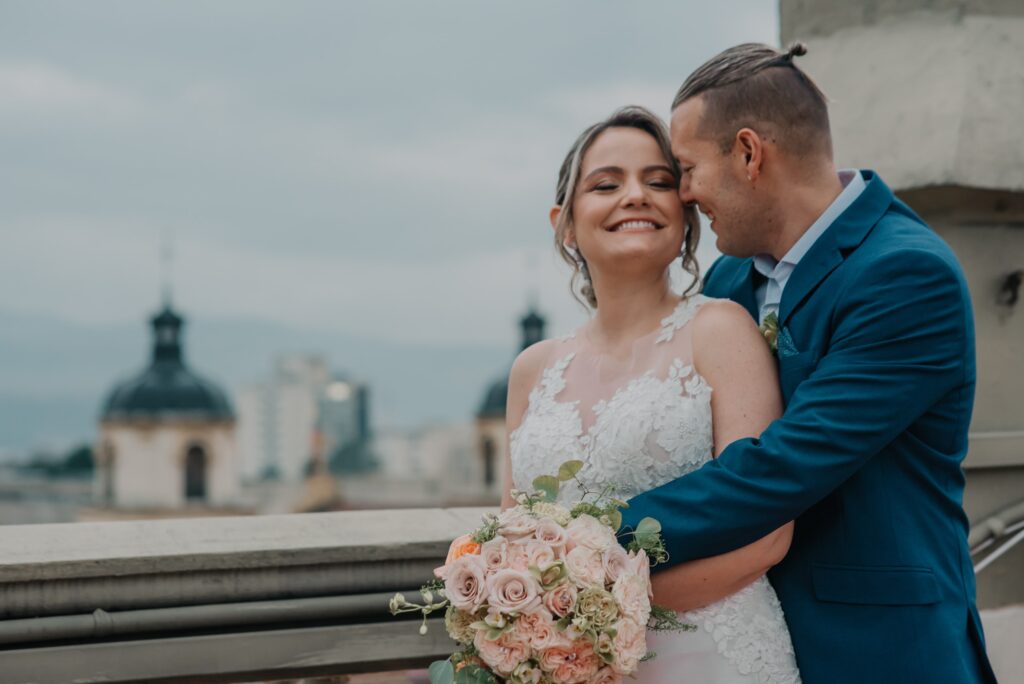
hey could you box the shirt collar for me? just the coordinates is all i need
[753,169,865,278]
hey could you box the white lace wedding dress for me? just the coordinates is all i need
[510,295,802,684]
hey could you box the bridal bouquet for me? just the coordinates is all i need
[389,460,691,684]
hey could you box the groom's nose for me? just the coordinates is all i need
[678,176,695,205]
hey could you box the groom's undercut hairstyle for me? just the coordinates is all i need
[673,42,832,159]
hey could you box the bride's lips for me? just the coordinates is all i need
[606,218,664,232]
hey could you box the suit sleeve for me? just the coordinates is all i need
[620,246,972,565]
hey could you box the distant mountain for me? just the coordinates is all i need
[0,309,513,458]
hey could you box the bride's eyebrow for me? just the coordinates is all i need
[583,166,624,181]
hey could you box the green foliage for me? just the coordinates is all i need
[557,459,583,481]
[648,604,697,633]
[471,514,500,544]
[626,516,668,564]
[532,475,560,502]
[428,659,455,684]
[454,663,498,684]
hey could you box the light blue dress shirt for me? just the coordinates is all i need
[753,169,866,324]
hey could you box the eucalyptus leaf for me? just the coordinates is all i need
[455,664,498,684]
[428,659,454,684]
[557,459,584,481]
[607,509,623,532]
[533,475,560,502]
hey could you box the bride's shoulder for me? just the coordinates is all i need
[691,297,762,345]
[509,338,559,391]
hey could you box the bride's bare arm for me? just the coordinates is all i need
[502,340,553,510]
[650,300,793,612]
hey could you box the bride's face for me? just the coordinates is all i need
[569,127,685,273]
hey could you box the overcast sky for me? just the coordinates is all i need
[0,1,778,347]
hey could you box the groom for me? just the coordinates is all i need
[620,43,997,683]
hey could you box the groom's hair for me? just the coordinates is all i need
[673,42,831,158]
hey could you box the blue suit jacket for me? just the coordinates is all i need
[621,172,996,683]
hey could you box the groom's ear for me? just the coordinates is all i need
[735,128,764,181]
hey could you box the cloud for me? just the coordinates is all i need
[0,62,142,121]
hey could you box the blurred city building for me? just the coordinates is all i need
[93,302,240,513]
[236,355,373,483]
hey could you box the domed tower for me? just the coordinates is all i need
[476,305,546,498]
[96,303,239,510]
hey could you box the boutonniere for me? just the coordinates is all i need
[759,312,779,356]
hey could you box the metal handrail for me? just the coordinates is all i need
[970,499,1024,574]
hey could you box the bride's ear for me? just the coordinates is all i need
[549,205,562,232]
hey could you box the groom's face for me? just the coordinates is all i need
[671,97,763,257]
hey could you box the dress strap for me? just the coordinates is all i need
[655,295,709,344]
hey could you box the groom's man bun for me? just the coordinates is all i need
[673,42,831,159]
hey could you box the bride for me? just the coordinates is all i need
[502,106,802,683]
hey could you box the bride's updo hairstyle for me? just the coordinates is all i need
[553,106,700,310]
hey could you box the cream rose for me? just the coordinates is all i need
[487,568,542,614]
[610,617,647,675]
[444,553,488,612]
[612,574,651,626]
[498,508,539,540]
[566,514,616,552]
[534,517,569,554]
[480,535,509,574]
[601,545,630,584]
[565,546,605,588]
[524,540,557,571]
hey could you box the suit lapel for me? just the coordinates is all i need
[778,171,894,326]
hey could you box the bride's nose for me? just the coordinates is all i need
[621,177,650,206]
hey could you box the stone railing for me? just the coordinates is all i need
[0,507,494,684]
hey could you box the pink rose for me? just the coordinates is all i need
[474,629,530,675]
[506,541,530,571]
[543,581,577,618]
[498,508,539,540]
[610,617,647,675]
[601,545,630,584]
[513,608,566,651]
[480,535,509,574]
[444,554,488,612]
[565,546,605,588]
[539,638,601,684]
[566,514,616,552]
[534,518,569,554]
[612,574,651,626]
[487,568,542,614]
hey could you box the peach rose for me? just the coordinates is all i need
[610,617,647,675]
[539,638,601,684]
[513,608,566,651]
[444,553,488,612]
[566,514,616,552]
[434,533,481,580]
[487,568,542,614]
[542,581,577,618]
[565,546,605,588]
[474,628,531,675]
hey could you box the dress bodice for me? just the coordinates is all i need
[510,295,713,501]
[508,294,802,684]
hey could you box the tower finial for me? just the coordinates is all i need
[160,230,174,307]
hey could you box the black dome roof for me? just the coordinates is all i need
[101,305,234,422]
[476,305,547,419]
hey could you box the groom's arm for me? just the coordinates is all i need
[621,245,972,566]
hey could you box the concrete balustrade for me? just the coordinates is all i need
[0,508,494,684]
